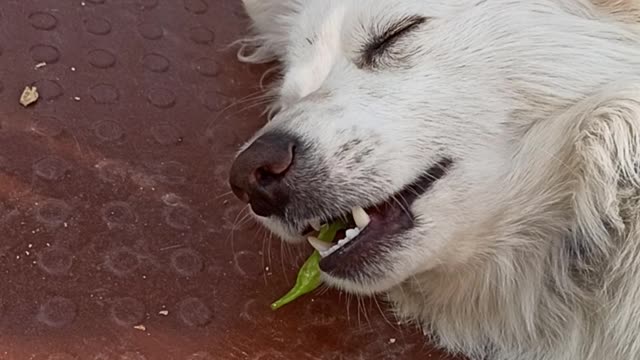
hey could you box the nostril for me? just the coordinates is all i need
[228,132,299,215]
[254,144,295,187]
[230,184,250,203]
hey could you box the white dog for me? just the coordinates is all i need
[228,1,640,359]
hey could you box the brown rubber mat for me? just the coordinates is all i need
[0,1,459,359]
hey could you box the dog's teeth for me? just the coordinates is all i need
[320,243,340,257]
[345,228,360,240]
[352,207,370,228]
[310,219,321,231]
[308,236,331,252]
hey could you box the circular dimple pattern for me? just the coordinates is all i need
[233,251,262,278]
[34,79,63,100]
[170,248,204,276]
[184,0,208,14]
[29,12,58,30]
[178,297,212,327]
[137,0,158,10]
[37,247,74,276]
[200,90,232,111]
[31,115,63,137]
[193,58,220,77]
[88,49,116,69]
[187,352,214,360]
[47,353,76,360]
[105,248,140,276]
[84,17,111,35]
[163,204,195,230]
[101,201,135,226]
[146,88,176,108]
[33,156,71,181]
[188,26,215,44]
[240,298,275,324]
[31,44,60,64]
[89,84,119,104]
[93,120,124,142]
[151,124,182,145]
[96,160,128,183]
[35,199,71,226]
[137,22,163,40]
[37,296,77,328]
[110,297,145,327]
[142,53,170,73]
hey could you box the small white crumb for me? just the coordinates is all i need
[70,67,76,72]
[73,96,81,101]
[63,222,68,228]
[389,338,396,344]
[25,251,30,256]
[35,62,47,69]
[265,266,270,271]
[158,310,169,316]
[81,1,86,5]
[133,324,146,331]
[27,244,33,248]
[20,86,39,107]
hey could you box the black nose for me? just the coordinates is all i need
[229,132,297,217]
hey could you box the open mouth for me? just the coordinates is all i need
[301,158,454,277]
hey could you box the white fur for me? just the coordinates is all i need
[236,1,640,359]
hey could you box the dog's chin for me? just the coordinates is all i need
[257,216,306,244]
[256,159,454,294]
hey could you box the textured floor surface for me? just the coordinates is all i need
[0,1,460,359]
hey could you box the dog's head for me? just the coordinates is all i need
[228,0,603,294]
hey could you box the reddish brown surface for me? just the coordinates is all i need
[0,1,460,359]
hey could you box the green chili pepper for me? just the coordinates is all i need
[270,221,345,310]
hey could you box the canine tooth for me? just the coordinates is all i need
[308,236,331,252]
[352,207,370,228]
[321,244,340,257]
[310,219,321,231]
[345,228,360,240]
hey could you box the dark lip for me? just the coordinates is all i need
[318,158,454,279]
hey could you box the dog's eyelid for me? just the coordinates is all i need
[358,15,429,69]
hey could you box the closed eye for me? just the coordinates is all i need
[358,15,429,69]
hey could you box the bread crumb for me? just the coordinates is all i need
[158,310,169,316]
[35,62,47,69]
[20,86,39,107]
[389,338,396,344]
[133,324,146,331]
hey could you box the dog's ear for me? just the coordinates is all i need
[238,0,303,64]
[571,83,640,260]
